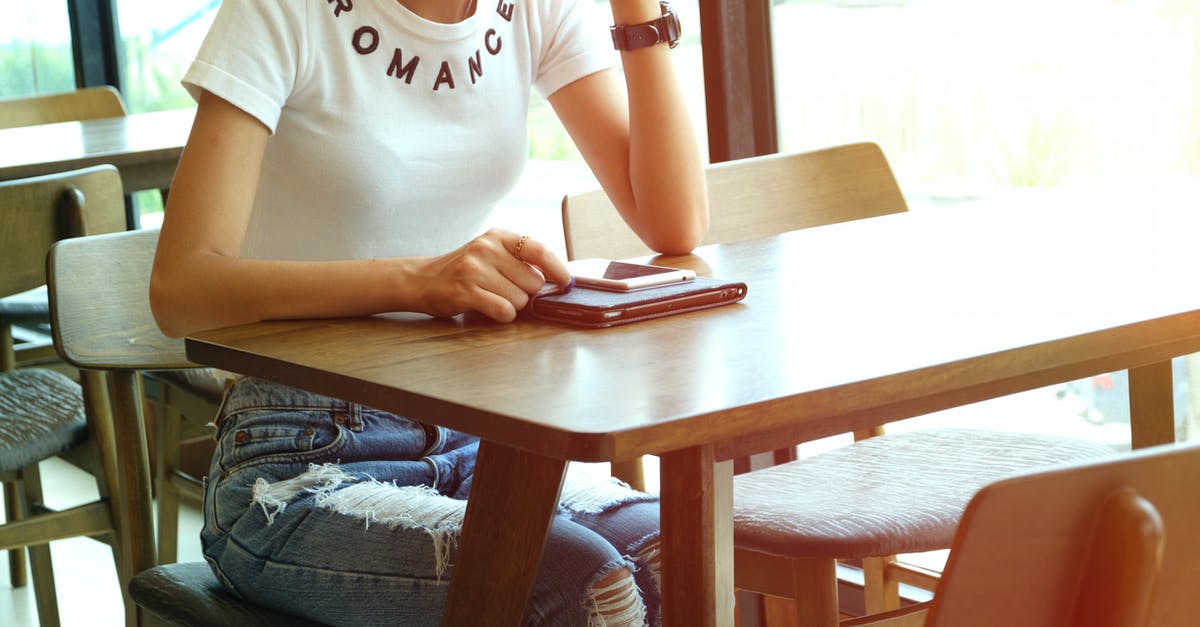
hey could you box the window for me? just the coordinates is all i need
[527,0,708,162]
[114,0,217,114]
[771,0,1200,446]
[111,0,218,226]
[771,0,1199,202]
[501,0,709,254]
[770,0,1200,582]
[0,0,75,98]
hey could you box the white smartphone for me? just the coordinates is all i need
[567,258,696,292]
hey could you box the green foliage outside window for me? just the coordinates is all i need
[0,42,74,98]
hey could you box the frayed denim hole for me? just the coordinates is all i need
[312,480,467,580]
[559,477,655,518]
[631,536,661,592]
[250,463,358,525]
[584,559,647,627]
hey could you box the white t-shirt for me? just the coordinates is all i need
[183,0,614,261]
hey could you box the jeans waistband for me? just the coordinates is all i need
[213,377,440,445]
[215,377,356,425]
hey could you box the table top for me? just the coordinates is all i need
[0,108,193,182]
[186,180,1200,464]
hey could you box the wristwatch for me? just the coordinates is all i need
[610,2,681,51]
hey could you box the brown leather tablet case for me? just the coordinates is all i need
[528,277,748,328]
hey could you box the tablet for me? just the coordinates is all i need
[528,277,747,328]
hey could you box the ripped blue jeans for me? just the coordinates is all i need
[201,377,661,626]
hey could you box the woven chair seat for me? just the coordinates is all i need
[0,369,87,473]
[130,562,327,627]
[733,428,1115,559]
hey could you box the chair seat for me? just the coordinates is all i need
[0,287,49,325]
[733,428,1115,559]
[0,369,87,473]
[130,561,327,627]
[149,368,228,401]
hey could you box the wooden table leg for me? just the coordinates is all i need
[659,445,735,627]
[1129,361,1176,449]
[443,440,567,626]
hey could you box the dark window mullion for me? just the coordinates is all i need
[699,0,778,163]
[67,0,123,91]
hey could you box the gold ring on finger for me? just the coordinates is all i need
[514,235,531,263]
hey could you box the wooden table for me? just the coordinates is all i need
[186,181,1200,626]
[0,107,193,191]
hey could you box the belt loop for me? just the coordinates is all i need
[211,377,239,434]
[420,422,440,456]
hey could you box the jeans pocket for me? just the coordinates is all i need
[222,408,345,471]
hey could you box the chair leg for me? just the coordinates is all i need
[80,369,142,627]
[4,480,28,588]
[1,323,26,589]
[155,403,183,565]
[862,556,901,615]
[791,558,839,627]
[762,594,800,627]
[610,458,646,492]
[20,463,62,627]
[108,370,157,627]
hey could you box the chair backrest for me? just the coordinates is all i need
[48,227,194,371]
[0,165,127,300]
[0,86,127,130]
[926,443,1199,627]
[561,142,908,260]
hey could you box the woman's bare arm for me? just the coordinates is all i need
[548,0,708,256]
[150,91,569,338]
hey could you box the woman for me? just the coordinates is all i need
[150,0,707,624]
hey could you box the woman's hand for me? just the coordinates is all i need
[410,229,571,323]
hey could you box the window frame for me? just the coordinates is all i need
[698,0,778,162]
[67,0,124,92]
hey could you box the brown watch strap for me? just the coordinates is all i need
[610,2,681,51]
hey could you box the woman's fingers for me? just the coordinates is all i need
[498,230,571,291]
[423,230,571,322]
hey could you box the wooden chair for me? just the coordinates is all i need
[0,85,127,129]
[0,87,128,368]
[563,142,909,262]
[563,142,910,490]
[841,441,1199,627]
[0,86,222,566]
[47,227,325,627]
[561,143,1115,625]
[732,430,1113,626]
[0,165,127,626]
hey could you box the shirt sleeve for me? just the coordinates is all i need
[532,0,618,98]
[181,0,307,133]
